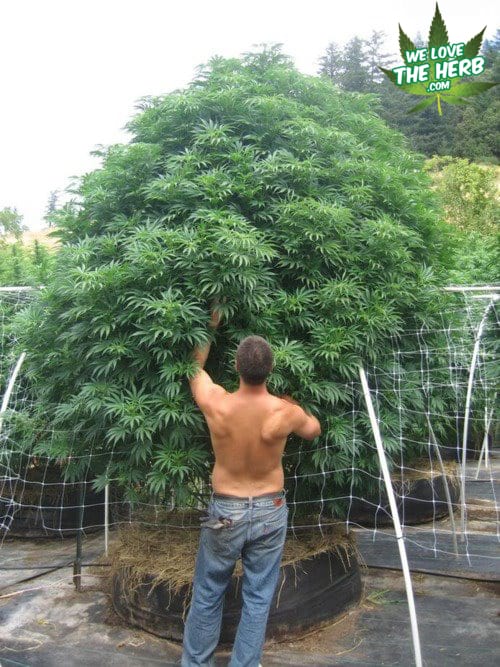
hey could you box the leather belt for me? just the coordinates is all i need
[212,490,285,502]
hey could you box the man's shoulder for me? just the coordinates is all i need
[264,394,299,423]
[190,369,227,412]
[206,383,229,403]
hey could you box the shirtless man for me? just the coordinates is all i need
[181,312,321,667]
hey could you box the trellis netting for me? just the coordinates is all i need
[0,287,39,534]
[1,286,497,569]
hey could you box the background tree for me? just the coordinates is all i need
[318,42,344,85]
[0,207,26,239]
[13,48,455,512]
[318,28,499,162]
[318,34,390,93]
[340,37,371,92]
[364,30,394,88]
[450,31,500,161]
[376,79,462,156]
[482,30,500,68]
[44,191,59,228]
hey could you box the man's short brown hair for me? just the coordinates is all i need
[236,335,273,385]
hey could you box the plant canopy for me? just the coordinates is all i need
[12,47,455,512]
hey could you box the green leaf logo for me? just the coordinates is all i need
[398,24,416,64]
[428,3,448,50]
[381,2,498,115]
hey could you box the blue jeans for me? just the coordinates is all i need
[181,492,288,667]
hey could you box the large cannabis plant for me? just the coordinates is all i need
[13,47,457,511]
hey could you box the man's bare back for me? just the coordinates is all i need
[188,315,320,496]
[191,378,320,496]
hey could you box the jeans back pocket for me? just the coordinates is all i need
[262,504,288,536]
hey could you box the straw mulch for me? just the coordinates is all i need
[392,458,459,483]
[106,510,358,596]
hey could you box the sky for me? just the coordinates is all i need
[1,0,497,230]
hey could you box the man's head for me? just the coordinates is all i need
[235,335,273,386]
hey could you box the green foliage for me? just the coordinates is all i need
[450,35,500,161]
[318,42,344,83]
[0,238,55,402]
[421,156,499,288]
[446,231,499,284]
[425,156,499,235]
[0,240,55,287]
[340,37,372,92]
[0,207,26,238]
[424,156,499,285]
[12,48,455,512]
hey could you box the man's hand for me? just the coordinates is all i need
[192,305,223,369]
[209,300,224,329]
[209,308,222,329]
[189,303,226,411]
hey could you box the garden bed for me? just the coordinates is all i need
[0,463,104,537]
[348,459,459,527]
[109,515,362,643]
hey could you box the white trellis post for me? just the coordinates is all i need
[425,414,459,556]
[0,287,38,533]
[475,402,496,479]
[359,367,423,667]
[0,352,27,532]
[460,297,497,539]
[104,483,109,556]
[0,352,26,436]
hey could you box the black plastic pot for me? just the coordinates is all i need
[348,473,459,527]
[112,544,362,643]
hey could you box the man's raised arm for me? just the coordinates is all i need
[189,309,225,411]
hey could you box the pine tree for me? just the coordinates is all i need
[365,30,394,88]
[341,37,371,92]
[482,29,500,68]
[450,31,500,161]
[44,191,59,228]
[318,42,344,84]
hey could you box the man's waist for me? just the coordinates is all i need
[212,489,285,502]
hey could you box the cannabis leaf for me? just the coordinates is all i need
[381,2,498,115]
[428,3,448,50]
[398,24,416,64]
[439,81,498,106]
[408,97,435,114]
[463,27,486,59]
[379,66,428,95]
